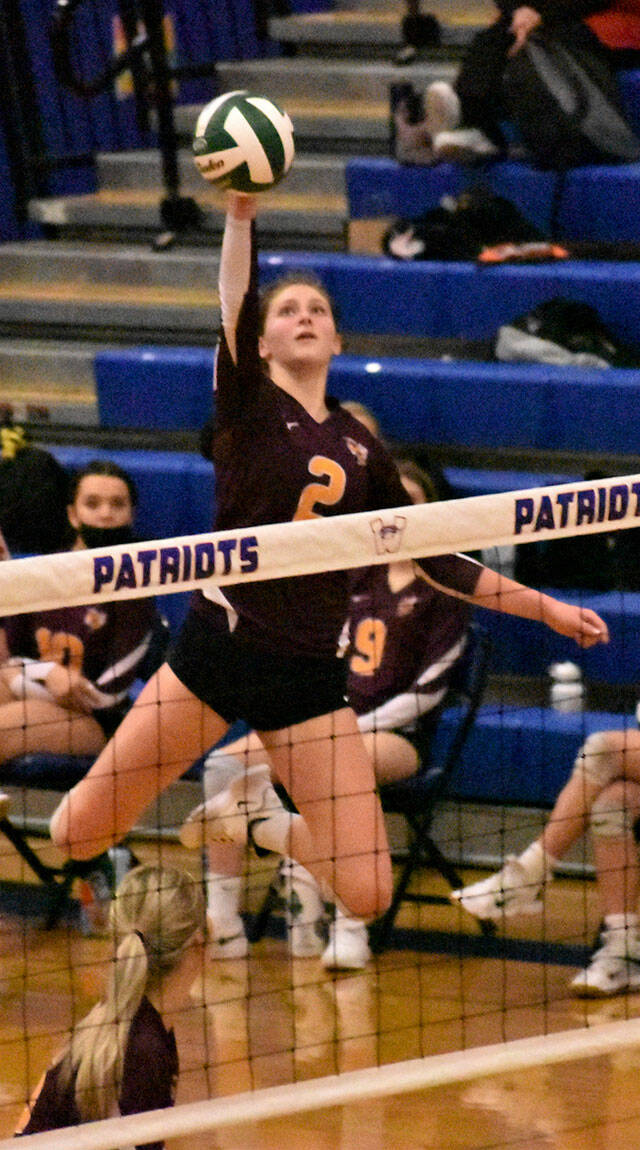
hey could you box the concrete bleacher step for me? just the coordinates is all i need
[0,241,221,343]
[29,154,347,252]
[0,338,102,426]
[268,0,494,55]
[210,57,458,157]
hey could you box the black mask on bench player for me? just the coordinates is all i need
[77,523,135,550]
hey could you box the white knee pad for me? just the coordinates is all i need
[590,791,636,839]
[203,751,246,801]
[571,731,621,789]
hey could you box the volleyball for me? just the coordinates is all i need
[192,90,295,193]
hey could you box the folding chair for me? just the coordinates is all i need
[0,613,171,927]
[370,621,494,952]
[249,622,493,951]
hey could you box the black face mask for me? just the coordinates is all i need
[77,523,134,550]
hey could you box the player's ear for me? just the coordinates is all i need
[67,503,80,531]
[332,332,343,356]
[258,334,271,361]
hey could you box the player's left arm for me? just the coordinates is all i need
[417,561,609,649]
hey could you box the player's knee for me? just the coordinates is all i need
[337,871,392,920]
[591,785,636,838]
[571,730,622,789]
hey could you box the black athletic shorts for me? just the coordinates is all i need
[167,607,348,731]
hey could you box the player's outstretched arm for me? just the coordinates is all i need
[470,567,609,648]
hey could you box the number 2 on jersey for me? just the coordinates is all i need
[293,456,346,520]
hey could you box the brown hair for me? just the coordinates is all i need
[258,271,337,334]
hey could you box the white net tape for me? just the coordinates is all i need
[4,1019,640,1150]
[0,473,638,613]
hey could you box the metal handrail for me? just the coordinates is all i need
[49,0,205,243]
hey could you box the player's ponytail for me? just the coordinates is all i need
[56,864,203,1121]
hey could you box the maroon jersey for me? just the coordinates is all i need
[20,996,178,1149]
[346,563,471,726]
[193,219,481,659]
[3,598,157,716]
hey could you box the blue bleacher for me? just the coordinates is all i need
[345,155,640,244]
[95,348,640,454]
[256,253,640,345]
[437,707,634,807]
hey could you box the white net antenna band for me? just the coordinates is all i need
[1,473,639,615]
[4,1018,640,1150]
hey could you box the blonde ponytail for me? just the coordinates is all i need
[57,864,203,1121]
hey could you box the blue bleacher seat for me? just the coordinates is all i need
[439,706,632,807]
[345,155,640,243]
[95,347,214,430]
[93,348,640,454]
[256,253,640,346]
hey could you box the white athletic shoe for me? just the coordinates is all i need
[180,764,284,850]
[280,860,326,958]
[322,917,371,970]
[425,81,460,137]
[434,127,499,163]
[450,857,544,921]
[571,930,640,997]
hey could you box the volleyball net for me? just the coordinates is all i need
[3,473,640,1148]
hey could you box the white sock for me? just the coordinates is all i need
[203,752,245,801]
[206,872,244,937]
[518,840,557,884]
[250,809,302,855]
[604,912,639,934]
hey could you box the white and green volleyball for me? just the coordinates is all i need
[192,91,295,193]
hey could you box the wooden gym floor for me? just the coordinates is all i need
[2,833,640,1148]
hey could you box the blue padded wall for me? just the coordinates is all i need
[480,592,640,685]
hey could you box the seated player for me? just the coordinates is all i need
[15,864,204,1143]
[0,460,159,926]
[452,727,640,996]
[0,459,158,763]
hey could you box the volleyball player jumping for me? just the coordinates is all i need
[50,191,608,923]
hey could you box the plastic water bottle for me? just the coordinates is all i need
[548,661,585,712]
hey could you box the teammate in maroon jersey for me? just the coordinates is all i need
[0,461,157,766]
[16,864,203,1143]
[51,192,608,927]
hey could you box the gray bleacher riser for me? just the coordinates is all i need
[96,151,347,197]
[171,101,390,153]
[0,242,221,288]
[215,58,458,104]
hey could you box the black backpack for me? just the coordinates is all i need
[383,184,541,261]
[503,30,640,169]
